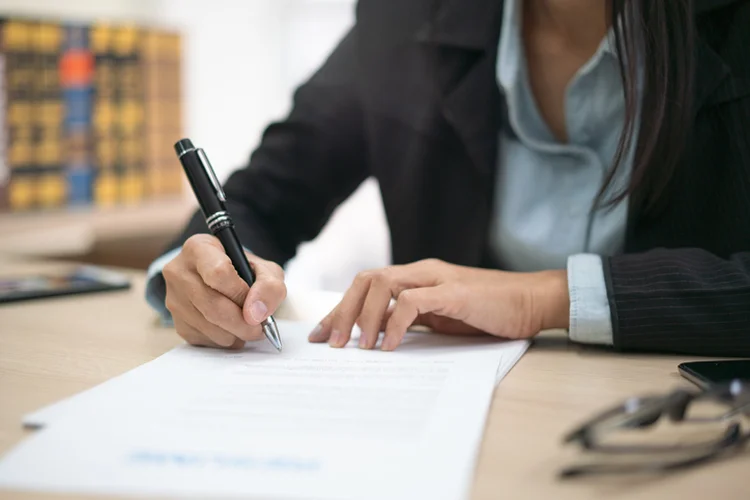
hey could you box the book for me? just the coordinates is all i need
[0,21,8,211]
[4,19,36,211]
[91,22,117,207]
[3,19,66,211]
[113,25,145,205]
[33,20,66,210]
[142,28,183,198]
[60,23,95,205]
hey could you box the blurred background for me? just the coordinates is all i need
[0,0,389,292]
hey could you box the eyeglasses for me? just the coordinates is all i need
[561,379,750,478]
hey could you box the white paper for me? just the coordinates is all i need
[24,322,526,429]
[2,321,528,500]
[23,288,348,429]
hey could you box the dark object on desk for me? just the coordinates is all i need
[560,381,750,478]
[679,360,750,389]
[174,138,283,352]
[0,267,130,304]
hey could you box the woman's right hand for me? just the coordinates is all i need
[163,234,287,348]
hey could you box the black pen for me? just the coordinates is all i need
[174,138,282,352]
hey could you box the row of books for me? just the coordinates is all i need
[0,17,185,212]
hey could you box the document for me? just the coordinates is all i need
[1,321,528,500]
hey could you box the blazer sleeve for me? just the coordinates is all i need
[603,248,750,356]
[166,27,369,265]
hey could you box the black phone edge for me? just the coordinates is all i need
[0,281,131,305]
[677,363,712,390]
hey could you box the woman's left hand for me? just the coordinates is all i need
[308,259,570,351]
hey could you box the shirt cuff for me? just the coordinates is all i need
[144,247,183,324]
[567,254,614,345]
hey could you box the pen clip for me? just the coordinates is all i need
[197,148,226,202]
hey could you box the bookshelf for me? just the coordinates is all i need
[0,10,188,269]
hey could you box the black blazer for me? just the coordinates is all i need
[171,0,750,356]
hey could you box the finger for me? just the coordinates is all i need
[192,240,251,307]
[191,285,264,342]
[174,317,244,349]
[357,272,394,349]
[378,304,436,331]
[308,301,344,343]
[396,259,448,289]
[378,303,397,331]
[308,319,332,343]
[185,303,243,348]
[328,272,373,348]
[310,274,377,344]
[382,286,450,351]
[246,252,284,280]
[243,255,287,326]
[318,260,447,347]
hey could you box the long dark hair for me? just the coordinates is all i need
[600,0,695,212]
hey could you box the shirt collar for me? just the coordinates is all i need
[496,0,522,92]
[497,0,617,93]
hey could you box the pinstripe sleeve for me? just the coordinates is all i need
[604,248,750,356]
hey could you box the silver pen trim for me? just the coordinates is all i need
[205,211,228,225]
[197,148,227,202]
[207,215,231,232]
[205,211,230,231]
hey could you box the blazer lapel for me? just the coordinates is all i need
[415,0,505,177]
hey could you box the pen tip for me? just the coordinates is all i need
[262,318,283,352]
[270,335,283,352]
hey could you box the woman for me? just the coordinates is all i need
[150,0,750,356]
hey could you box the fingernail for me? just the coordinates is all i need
[308,324,324,341]
[381,336,395,351]
[329,329,342,347]
[250,301,268,323]
[359,334,368,349]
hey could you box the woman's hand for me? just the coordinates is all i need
[308,259,569,350]
[163,234,287,349]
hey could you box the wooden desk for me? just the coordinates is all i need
[0,259,747,500]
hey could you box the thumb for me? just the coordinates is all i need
[242,254,287,325]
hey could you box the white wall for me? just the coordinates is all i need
[0,0,390,291]
[152,0,289,179]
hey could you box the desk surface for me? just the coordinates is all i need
[0,259,746,500]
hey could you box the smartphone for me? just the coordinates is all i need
[0,266,130,304]
[678,360,750,389]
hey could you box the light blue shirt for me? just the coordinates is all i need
[490,0,636,344]
[146,0,637,344]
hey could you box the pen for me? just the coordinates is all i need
[174,138,283,352]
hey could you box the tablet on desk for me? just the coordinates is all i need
[0,266,131,304]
